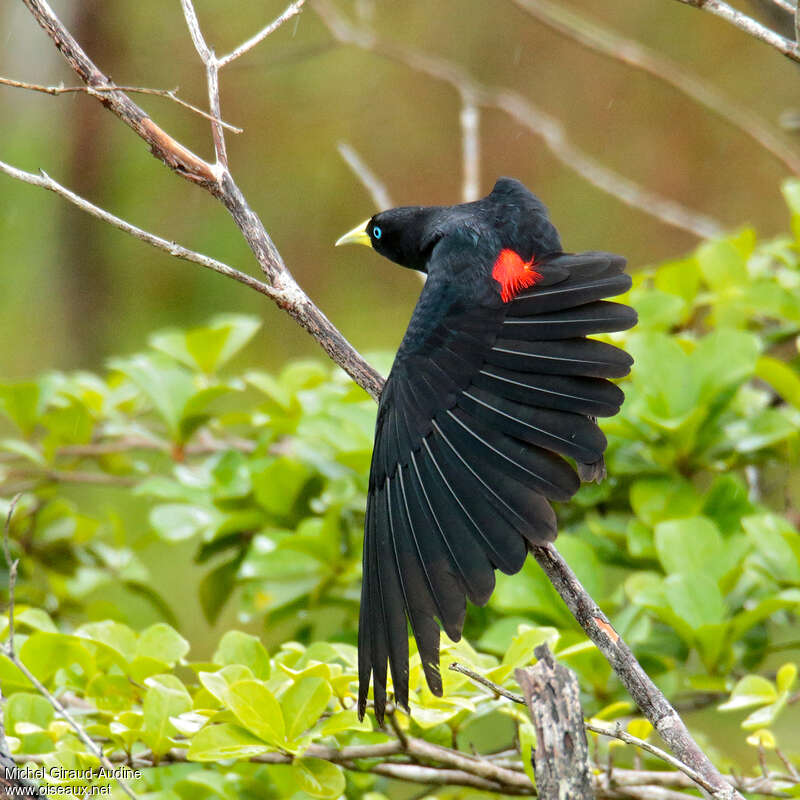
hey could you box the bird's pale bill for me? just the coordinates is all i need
[335,219,372,248]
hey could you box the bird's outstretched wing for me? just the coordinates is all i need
[358,247,636,723]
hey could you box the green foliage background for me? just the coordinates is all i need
[1,183,800,798]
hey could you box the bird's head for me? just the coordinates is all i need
[335,206,442,273]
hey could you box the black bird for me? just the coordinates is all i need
[336,178,636,723]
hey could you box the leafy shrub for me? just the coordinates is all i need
[2,183,800,796]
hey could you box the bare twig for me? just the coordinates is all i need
[337,142,394,209]
[178,0,228,167]
[312,0,725,240]
[0,76,242,132]
[449,662,525,704]
[670,0,800,63]
[0,161,274,299]
[511,0,800,175]
[15,0,385,401]
[586,721,717,796]
[770,0,796,13]
[2,469,139,489]
[2,498,137,799]
[459,90,481,202]
[217,1,307,67]
[2,497,22,654]
[796,2,800,45]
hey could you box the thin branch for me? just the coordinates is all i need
[511,0,800,175]
[20,0,216,183]
[586,721,718,796]
[0,76,243,132]
[2,469,139,489]
[670,0,800,63]
[531,543,741,800]
[769,0,796,14]
[452,660,731,798]
[337,142,393,209]
[459,89,481,201]
[0,160,274,299]
[2,499,137,800]
[217,1,307,67]
[2,496,22,654]
[449,662,525,704]
[796,2,800,45]
[311,0,725,240]
[178,0,227,167]
[19,0,384,401]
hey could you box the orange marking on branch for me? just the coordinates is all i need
[594,617,620,643]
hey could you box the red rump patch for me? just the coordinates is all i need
[492,248,541,302]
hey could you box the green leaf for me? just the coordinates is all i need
[213,631,270,681]
[109,355,195,440]
[663,572,726,629]
[628,288,686,331]
[6,693,54,734]
[150,504,217,543]
[224,680,286,747]
[186,723,270,762]
[315,710,372,736]
[502,626,559,669]
[776,663,798,694]
[251,457,312,517]
[696,234,749,289]
[136,623,190,666]
[199,554,242,625]
[654,517,723,578]
[292,758,345,799]
[142,674,192,756]
[19,632,95,684]
[692,329,760,400]
[86,674,136,713]
[281,676,332,742]
[77,621,137,663]
[653,256,700,304]
[150,314,260,374]
[630,478,699,526]
[782,178,800,241]
[518,721,537,788]
[0,382,41,435]
[756,356,800,411]
[743,514,800,585]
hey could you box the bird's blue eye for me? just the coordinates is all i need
[373,226,382,240]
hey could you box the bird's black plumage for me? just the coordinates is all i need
[340,178,636,724]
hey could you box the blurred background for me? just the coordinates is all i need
[1,0,799,380]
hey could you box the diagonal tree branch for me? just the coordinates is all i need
[217,0,306,67]
[670,0,800,62]
[0,160,272,297]
[337,141,394,210]
[311,0,725,240]
[511,0,800,175]
[18,0,384,402]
